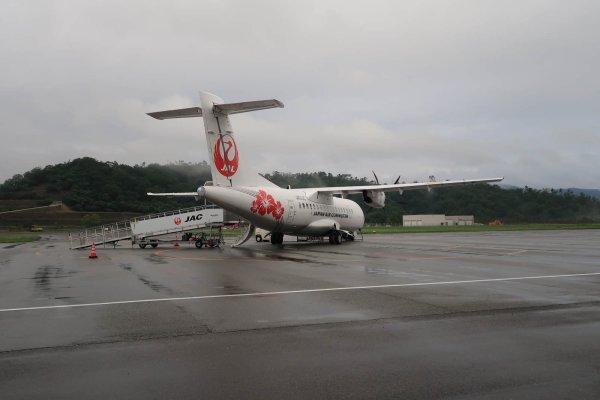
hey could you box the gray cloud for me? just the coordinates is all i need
[1,0,599,188]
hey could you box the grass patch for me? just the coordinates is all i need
[221,228,245,237]
[0,235,41,243]
[361,224,600,234]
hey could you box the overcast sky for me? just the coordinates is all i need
[1,0,599,188]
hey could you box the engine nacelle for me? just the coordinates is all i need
[362,190,385,208]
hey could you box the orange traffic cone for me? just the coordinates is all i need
[89,242,98,259]
[174,233,180,247]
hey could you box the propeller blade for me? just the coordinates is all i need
[394,175,401,185]
[372,170,380,185]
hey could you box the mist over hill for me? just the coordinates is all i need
[1,158,600,224]
[566,188,600,200]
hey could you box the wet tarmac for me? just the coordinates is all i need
[1,231,599,399]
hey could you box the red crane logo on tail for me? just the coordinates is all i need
[213,134,239,177]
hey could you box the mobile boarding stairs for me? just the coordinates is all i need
[69,205,227,249]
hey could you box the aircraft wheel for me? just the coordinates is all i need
[270,232,283,245]
[256,235,263,242]
[139,243,147,249]
[195,240,204,249]
[333,231,342,245]
[151,243,158,248]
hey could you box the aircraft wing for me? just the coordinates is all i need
[146,177,503,197]
[310,177,504,196]
[147,192,199,196]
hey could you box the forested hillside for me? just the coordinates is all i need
[1,158,599,224]
[0,158,208,213]
[266,172,600,224]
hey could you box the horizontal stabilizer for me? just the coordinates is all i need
[147,192,199,197]
[147,107,202,120]
[147,99,283,120]
[214,99,283,115]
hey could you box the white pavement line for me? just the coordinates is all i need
[1,272,599,313]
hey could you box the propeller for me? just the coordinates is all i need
[373,170,401,185]
[372,170,380,185]
[372,171,408,206]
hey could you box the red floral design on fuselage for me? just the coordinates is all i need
[250,190,285,221]
[272,201,285,220]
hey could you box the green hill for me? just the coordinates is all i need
[0,158,209,214]
[265,172,600,224]
[1,158,599,226]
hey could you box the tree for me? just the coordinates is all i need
[81,214,101,227]
[1,159,600,223]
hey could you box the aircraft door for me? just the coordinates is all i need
[285,200,296,227]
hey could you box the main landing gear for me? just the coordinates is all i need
[268,230,355,245]
[328,230,355,245]
[270,232,284,245]
[329,230,342,245]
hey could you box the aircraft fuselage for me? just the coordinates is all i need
[202,185,365,236]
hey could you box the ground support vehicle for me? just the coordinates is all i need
[69,206,224,249]
[182,226,224,248]
[255,228,271,242]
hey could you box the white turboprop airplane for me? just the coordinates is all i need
[147,92,503,245]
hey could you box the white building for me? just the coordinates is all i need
[402,214,474,227]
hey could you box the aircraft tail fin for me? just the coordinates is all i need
[148,92,283,188]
